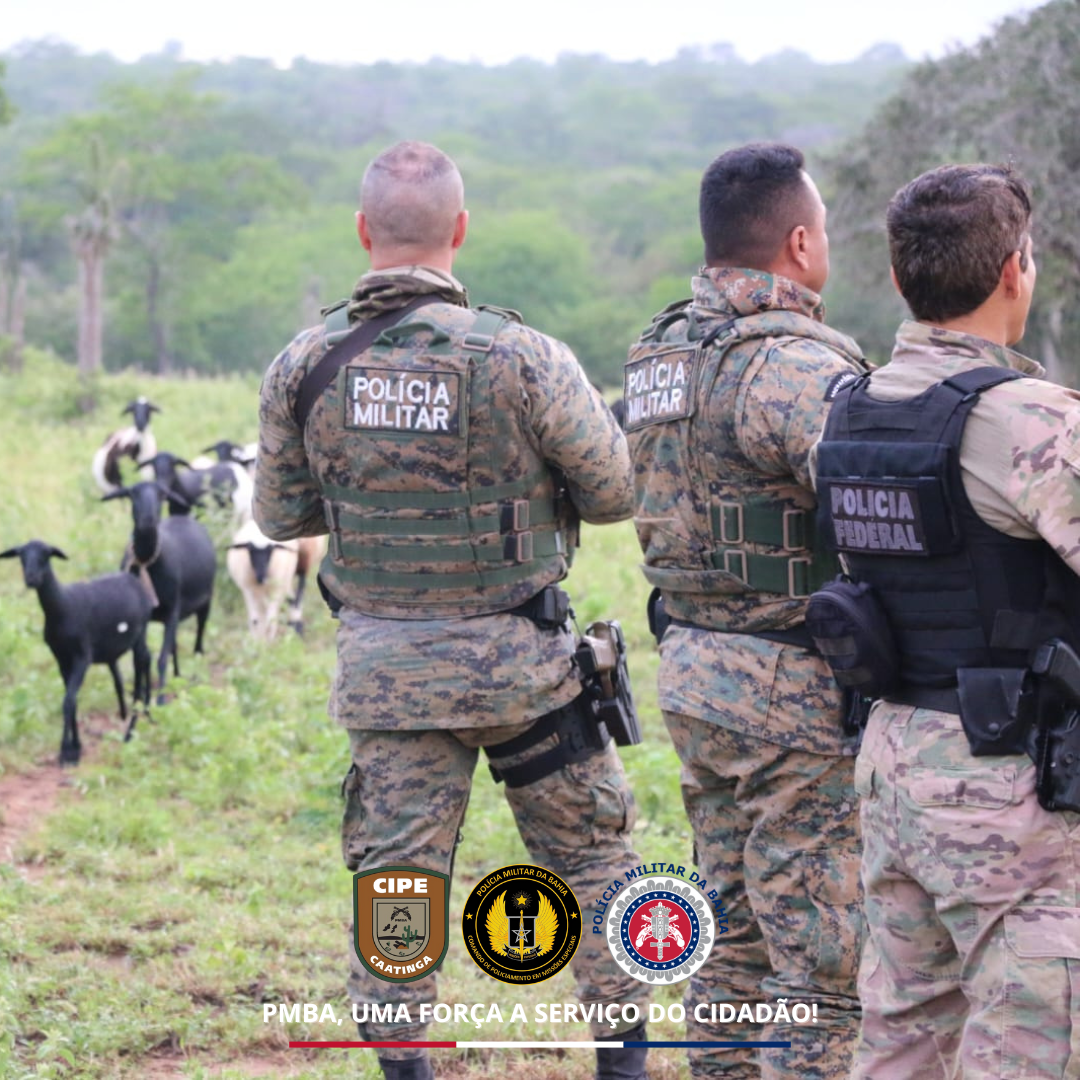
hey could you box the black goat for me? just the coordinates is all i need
[1,540,152,765]
[104,482,216,703]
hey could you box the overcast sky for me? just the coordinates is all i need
[0,0,1042,68]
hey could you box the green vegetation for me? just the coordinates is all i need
[0,37,910,387]
[0,357,688,1079]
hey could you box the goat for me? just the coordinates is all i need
[226,520,299,641]
[139,449,251,524]
[1,540,152,765]
[289,535,328,636]
[104,481,216,704]
[91,397,160,495]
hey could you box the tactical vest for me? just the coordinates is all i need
[815,367,1080,688]
[305,303,573,619]
[624,302,862,631]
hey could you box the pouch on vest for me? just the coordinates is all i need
[805,577,900,697]
[955,667,1035,756]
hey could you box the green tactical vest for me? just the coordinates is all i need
[624,301,863,632]
[307,303,573,619]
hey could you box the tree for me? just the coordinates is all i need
[825,0,1080,383]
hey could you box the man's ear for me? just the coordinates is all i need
[451,209,469,252]
[889,265,903,298]
[787,224,810,272]
[356,211,373,253]
[999,248,1024,299]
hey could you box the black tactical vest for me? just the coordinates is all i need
[815,367,1080,689]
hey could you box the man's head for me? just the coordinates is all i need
[699,142,830,294]
[887,163,1034,340]
[357,141,467,270]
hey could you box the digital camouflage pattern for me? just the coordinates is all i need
[627,266,864,637]
[625,267,865,1080]
[343,726,649,1054]
[845,321,1080,1079]
[853,702,1080,1079]
[255,266,646,1055]
[666,714,863,1080]
[255,266,632,729]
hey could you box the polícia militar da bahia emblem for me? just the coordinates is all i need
[461,864,581,984]
[353,866,449,982]
[606,876,714,982]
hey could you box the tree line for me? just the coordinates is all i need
[0,1,1077,388]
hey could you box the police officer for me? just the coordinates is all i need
[813,163,1080,1079]
[623,142,865,1079]
[253,141,649,1080]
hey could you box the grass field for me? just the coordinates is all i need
[0,353,695,1079]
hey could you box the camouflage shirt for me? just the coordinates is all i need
[254,265,633,729]
[825,319,1080,569]
[632,267,865,754]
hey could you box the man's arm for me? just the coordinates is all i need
[518,329,633,524]
[252,327,330,541]
[739,338,865,489]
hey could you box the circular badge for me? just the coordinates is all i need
[606,876,714,983]
[462,864,582,984]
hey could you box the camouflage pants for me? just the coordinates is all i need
[342,722,650,1059]
[664,713,863,1080]
[853,701,1080,1079]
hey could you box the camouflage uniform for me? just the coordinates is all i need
[833,321,1080,1080]
[625,268,865,1080]
[254,266,648,1055]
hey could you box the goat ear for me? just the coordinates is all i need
[0,546,21,559]
[101,488,129,502]
[149,403,161,413]
[49,546,68,560]
[174,458,191,469]
[121,402,134,415]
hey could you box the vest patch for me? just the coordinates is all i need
[827,481,929,556]
[623,350,696,431]
[825,371,861,401]
[344,366,462,435]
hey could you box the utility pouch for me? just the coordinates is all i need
[1030,639,1080,813]
[805,577,900,698]
[575,620,642,747]
[955,667,1035,756]
[646,587,671,645]
[317,572,343,617]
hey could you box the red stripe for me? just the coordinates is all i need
[289,1041,458,1049]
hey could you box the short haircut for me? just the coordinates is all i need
[360,141,464,251]
[887,163,1032,323]
[699,143,814,268]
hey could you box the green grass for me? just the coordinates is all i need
[0,352,692,1079]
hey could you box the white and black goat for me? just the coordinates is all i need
[91,397,160,495]
[226,520,299,641]
[104,481,216,703]
[141,443,252,524]
[1,540,152,765]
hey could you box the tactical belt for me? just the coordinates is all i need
[882,686,961,715]
[486,693,609,788]
[667,616,816,652]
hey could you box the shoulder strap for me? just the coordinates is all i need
[294,294,442,431]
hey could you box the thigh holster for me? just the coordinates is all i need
[485,692,610,788]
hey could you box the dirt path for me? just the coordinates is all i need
[0,712,115,873]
